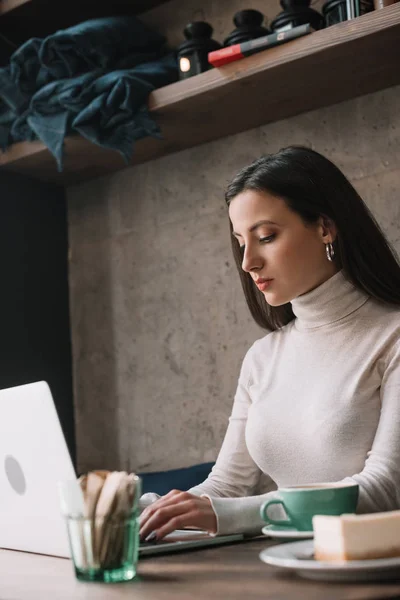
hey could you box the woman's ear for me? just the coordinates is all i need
[318,215,338,244]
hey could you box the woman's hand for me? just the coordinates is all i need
[139,489,217,541]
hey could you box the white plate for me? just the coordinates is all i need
[262,525,313,540]
[259,540,400,582]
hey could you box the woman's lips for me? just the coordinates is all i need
[255,279,273,292]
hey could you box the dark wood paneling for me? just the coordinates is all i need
[0,171,75,465]
[0,0,171,51]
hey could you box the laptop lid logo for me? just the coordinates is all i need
[4,455,26,495]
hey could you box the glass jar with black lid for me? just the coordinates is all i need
[270,0,324,32]
[177,22,221,80]
[223,9,270,46]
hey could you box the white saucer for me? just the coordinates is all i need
[262,525,313,540]
[259,539,400,582]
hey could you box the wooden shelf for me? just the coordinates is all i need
[0,0,171,47]
[0,4,399,185]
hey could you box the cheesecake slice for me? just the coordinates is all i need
[313,511,400,561]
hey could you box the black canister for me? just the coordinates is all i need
[177,22,221,80]
[270,0,324,32]
[357,0,374,14]
[322,0,348,26]
[223,9,270,46]
[322,0,374,26]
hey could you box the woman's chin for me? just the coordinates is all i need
[263,291,288,307]
[264,293,278,306]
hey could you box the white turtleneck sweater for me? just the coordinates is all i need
[188,270,400,535]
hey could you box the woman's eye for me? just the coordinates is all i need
[259,234,276,243]
[238,235,275,254]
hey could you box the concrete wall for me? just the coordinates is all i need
[67,0,400,474]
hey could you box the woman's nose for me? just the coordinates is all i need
[242,246,263,272]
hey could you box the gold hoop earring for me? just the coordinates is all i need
[325,242,335,262]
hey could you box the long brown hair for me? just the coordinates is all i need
[225,146,400,331]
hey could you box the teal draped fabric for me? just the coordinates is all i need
[25,54,177,170]
[0,17,178,169]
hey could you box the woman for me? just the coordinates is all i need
[139,146,400,541]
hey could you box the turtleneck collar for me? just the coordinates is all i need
[291,270,370,330]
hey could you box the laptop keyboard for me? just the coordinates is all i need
[140,538,172,547]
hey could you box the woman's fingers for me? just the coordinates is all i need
[139,492,217,540]
[140,490,189,525]
[139,498,195,540]
[154,509,203,540]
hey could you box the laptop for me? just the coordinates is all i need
[0,381,243,558]
[0,381,75,557]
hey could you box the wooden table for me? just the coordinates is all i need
[3,538,400,600]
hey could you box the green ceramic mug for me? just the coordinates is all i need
[260,482,359,531]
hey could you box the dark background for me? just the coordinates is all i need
[0,171,75,466]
